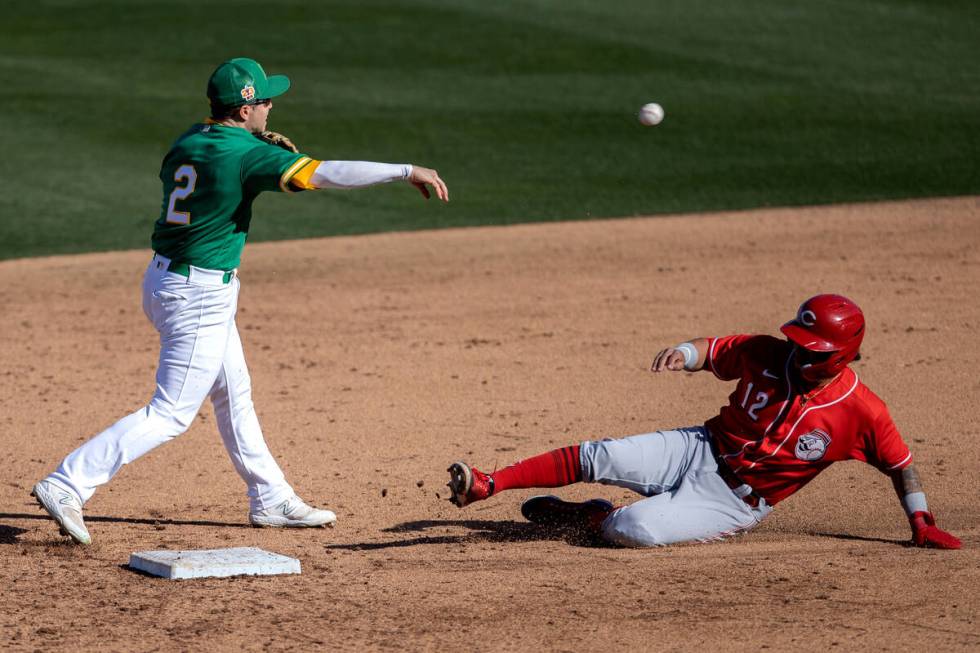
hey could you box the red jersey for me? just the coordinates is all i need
[703,335,912,505]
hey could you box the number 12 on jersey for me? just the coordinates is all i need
[165,164,197,225]
[741,382,770,421]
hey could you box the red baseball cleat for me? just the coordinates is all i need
[520,495,614,534]
[447,462,494,507]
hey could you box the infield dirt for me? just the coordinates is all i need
[1,197,977,651]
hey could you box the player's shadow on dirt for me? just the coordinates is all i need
[0,524,29,544]
[0,512,248,539]
[324,519,611,551]
[808,531,908,545]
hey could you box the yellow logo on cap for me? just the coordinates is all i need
[241,84,256,101]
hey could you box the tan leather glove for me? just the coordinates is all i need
[257,130,299,154]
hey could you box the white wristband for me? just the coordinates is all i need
[901,491,928,516]
[675,342,698,370]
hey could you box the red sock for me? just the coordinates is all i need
[490,445,582,494]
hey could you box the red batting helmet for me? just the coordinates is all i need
[781,294,865,381]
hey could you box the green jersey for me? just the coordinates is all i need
[151,122,312,271]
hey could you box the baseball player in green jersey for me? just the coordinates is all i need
[32,57,449,544]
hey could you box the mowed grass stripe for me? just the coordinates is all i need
[1,0,978,259]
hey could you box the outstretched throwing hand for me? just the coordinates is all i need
[409,166,449,202]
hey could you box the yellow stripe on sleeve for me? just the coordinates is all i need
[279,157,315,193]
[286,158,321,191]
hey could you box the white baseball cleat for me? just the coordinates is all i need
[32,480,92,545]
[249,496,337,528]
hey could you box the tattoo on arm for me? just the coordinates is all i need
[891,464,923,497]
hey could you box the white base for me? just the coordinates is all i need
[129,547,301,580]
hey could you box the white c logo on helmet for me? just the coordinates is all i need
[799,309,817,326]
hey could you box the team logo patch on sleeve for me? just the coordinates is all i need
[795,429,831,461]
[241,84,256,101]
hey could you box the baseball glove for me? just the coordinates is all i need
[257,130,299,154]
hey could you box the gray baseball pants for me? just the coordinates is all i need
[580,426,772,547]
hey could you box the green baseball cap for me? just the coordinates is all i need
[206,57,290,107]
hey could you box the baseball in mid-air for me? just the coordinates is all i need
[638,102,665,126]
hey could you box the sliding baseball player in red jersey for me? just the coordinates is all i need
[447,294,960,549]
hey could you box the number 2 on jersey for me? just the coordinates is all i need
[165,164,197,224]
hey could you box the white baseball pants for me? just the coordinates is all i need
[48,255,294,512]
[580,427,772,547]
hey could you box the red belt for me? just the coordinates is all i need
[714,455,762,509]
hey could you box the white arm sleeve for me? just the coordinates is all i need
[310,160,413,189]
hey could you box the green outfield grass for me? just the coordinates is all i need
[1,0,978,259]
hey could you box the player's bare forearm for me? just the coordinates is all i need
[890,463,923,500]
[651,337,709,373]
